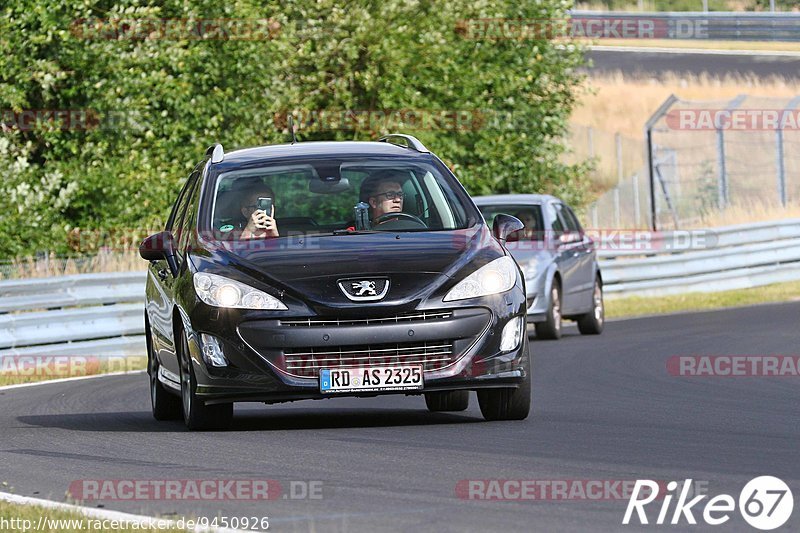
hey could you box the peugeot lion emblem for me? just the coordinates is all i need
[352,280,377,296]
[338,278,390,301]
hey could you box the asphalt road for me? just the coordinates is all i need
[586,48,800,80]
[2,302,799,532]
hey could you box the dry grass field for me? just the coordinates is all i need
[568,73,800,227]
[572,72,800,139]
[0,249,143,279]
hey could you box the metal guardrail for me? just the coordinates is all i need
[571,11,800,41]
[598,219,800,259]
[0,272,147,358]
[0,271,145,313]
[0,303,143,349]
[0,219,798,357]
[600,219,800,297]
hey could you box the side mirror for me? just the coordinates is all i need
[492,214,524,243]
[139,231,178,276]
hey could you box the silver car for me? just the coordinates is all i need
[474,194,604,339]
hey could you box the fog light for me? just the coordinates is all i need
[500,316,524,353]
[200,333,228,367]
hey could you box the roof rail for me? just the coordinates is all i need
[378,134,429,153]
[206,143,224,163]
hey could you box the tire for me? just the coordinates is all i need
[577,277,604,335]
[179,329,233,431]
[147,318,181,421]
[477,339,531,421]
[425,390,469,412]
[534,280,562,340]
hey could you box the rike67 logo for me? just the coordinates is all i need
[623,476,793,530]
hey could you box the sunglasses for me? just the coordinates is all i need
[373,190,404,201]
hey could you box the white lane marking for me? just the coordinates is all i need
[0,370,146,392]
[589,45,800,57]
[0,491,245,532]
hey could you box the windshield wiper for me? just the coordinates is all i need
[330,229,380,236]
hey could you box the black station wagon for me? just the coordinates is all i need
[140,135,530,430]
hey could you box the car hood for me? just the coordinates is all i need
[192,227,504,310]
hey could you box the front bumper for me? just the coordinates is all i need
[182,301,528,405]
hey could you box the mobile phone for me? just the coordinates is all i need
[257,197,273,214]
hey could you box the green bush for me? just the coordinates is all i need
[0,0,588,258]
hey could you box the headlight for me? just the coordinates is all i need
[193,272,288,310]
[443,256,518,302]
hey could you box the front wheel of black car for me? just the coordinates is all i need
[477,342,531,421]
[147,318,181,421]
[179,330,233,431]
[535,281,562,340]
[577,277,604,335]
[425,390,469,412]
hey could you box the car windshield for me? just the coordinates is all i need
[207,157,473,239]
[478,204,545,241]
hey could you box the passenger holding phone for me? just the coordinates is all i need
[240,187,279,239]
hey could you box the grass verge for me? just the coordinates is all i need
[0,249,143,280]
[0,500,184,532]
[605,279,800,318]
[0,356,146,387]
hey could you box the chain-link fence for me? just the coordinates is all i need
[566,124,650,229]
[569,94,800,230]
[647,94,800,229]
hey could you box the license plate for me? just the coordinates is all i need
[320,366,423,393]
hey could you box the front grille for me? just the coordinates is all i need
[280,311,452,328]
[283,340,455,378]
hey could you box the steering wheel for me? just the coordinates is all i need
[374,212,427,228]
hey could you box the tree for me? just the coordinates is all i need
[0,0,587,258]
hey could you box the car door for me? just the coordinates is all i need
[546,201,579,314]
[147,167,201,376]
[557,203,594,313]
